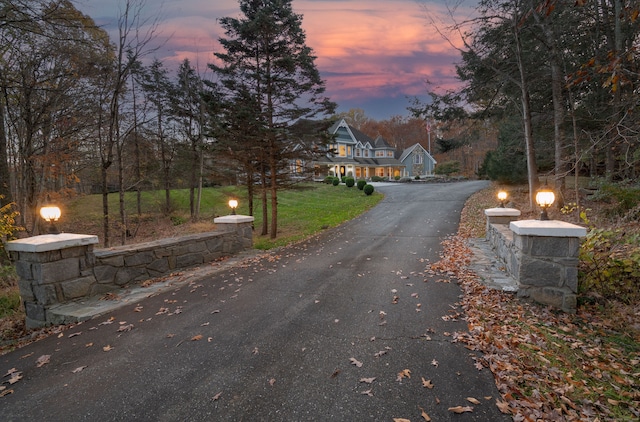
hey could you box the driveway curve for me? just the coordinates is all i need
[1,181,510,421]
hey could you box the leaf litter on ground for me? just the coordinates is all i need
[430,187,640,421]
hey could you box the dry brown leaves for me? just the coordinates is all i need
[429,187,640,421]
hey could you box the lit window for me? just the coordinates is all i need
[339,145,346,156]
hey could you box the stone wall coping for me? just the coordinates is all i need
[214,215,255,224]
[485,207,522,217]
[510,220,587,237]
[5,233,99,253]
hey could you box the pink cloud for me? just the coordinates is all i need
[78,0,474,118]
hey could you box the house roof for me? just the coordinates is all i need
[373,135,393,149]
[328,119,376,145]
[398,143,437,164]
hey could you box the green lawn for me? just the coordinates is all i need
[64,182,384,249]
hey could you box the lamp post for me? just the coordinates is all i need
[228,199,238,215]
[535,186,555,221]
[497,191,508,208]
[40,204,62,234]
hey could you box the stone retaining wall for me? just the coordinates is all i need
[8,217,253,328]
[485,213,586,313]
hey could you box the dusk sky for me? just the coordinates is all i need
[76,0,477,120]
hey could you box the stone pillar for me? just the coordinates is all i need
[509,220,587,313]
[484,207,521,226]
[213,215,255,251]
[6,234,99,328]
[484,207,521,249]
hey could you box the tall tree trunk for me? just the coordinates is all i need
[0,94,11,206]
[269,155,278,239]
[260,163,268,236]
[514,15,538,208]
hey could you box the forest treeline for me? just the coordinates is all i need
[411,0,639,208]
[1,0,638,247]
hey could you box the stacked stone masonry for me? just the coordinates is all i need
[8,219,253,328]
[484,209,586,313]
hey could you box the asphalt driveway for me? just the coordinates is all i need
[0,181,510,421]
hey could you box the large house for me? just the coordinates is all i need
[312,119,436,180]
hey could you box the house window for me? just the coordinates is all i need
[375,151,384,157]
[364,150,369,157]
[387,151,393,157]
[413,153,423,164]
[338,145,346,157]
[347,146,352,157]
[355,148,361,157]
[377,167,384,177]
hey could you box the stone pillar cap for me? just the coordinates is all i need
[484,207,521,217]
[6,233,99,253]
[510,220,587,237]
[214,215,255,224]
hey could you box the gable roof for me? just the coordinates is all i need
[328,119,375,145]
[398,143,437,164]
[373,135,392,149]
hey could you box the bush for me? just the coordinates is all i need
[323,176,335,184]
[434,160,461,176]
[332,177,340,186]
[579,226,640,304]
[0,200,23,264]
[345,177,355,188]
[591,182,640,217]
[357,180,367,190]
[363,184,374,195]
[371,176,386,182]
[394,175,401,181]
[415,175,421,180]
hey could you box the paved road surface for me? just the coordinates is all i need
[1,181,510,421]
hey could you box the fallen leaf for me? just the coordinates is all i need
[359,377,376,384]
[212,391,222,401]
[36,355,51,367]
[117,324,134,332]
[68,332,82,338]
[268,378,276,386]
[361,389,373,396]
[191,334,203,341]
[103,345,113,352]
[392,419,410,422]
[419,406,432,421]
[421,377,434,389]
[496,400,511,414]
[396,369,411,381]
[374,350,388,358]
[85,342,93,347]
[72,366,87,373]
[350,358,363,368]
[448,405,473,413]
[431,359,439,367]
[466,397,481,405]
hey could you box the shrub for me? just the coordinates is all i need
[434,160,460,176]
[415,175,421,180]
[357,180,367,190]
[170,215,186,225]
[345,177,355,188]
[323,176,335,184]
[363,184,374,195]
[591,182,640,217]
[579,226,640,304]
[394,175,401,181]
[332,177,340,186]
[371,176,385,182]
[0,200,23,264]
